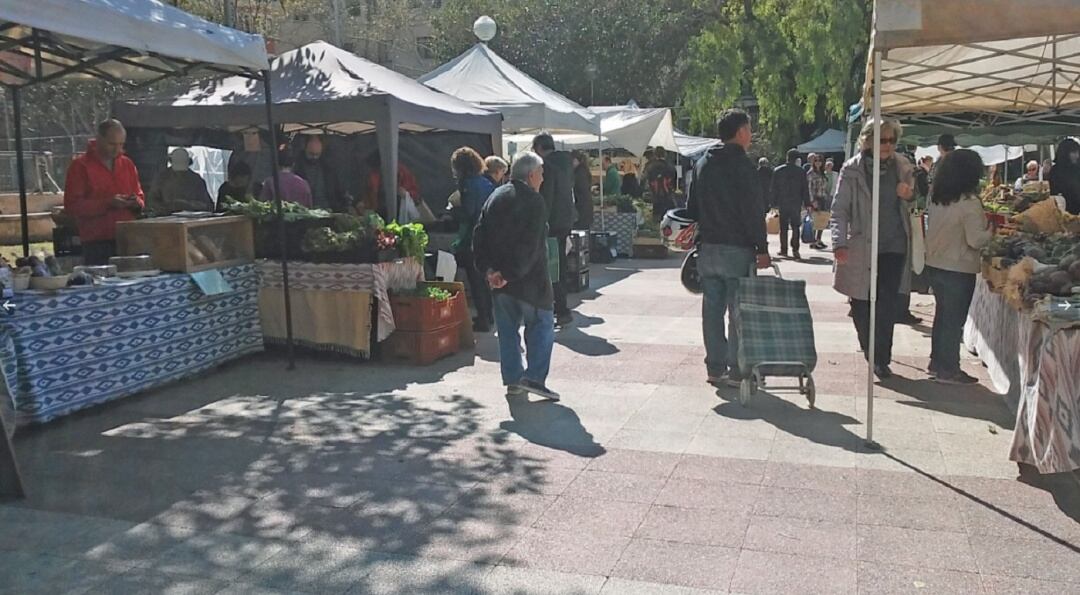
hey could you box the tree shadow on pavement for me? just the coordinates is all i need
[883,376,1014,429]
[555,313,619,357]
[6,351,560,593]
[713,387,863,452]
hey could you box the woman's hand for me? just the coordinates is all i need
[834,247,849,265]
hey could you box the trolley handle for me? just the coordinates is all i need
[749,262,783,279]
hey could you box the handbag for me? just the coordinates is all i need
[801,212,816,244]
[812,210,831,231]
[910,211,925,274]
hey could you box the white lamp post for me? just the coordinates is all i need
[474,16,497,43]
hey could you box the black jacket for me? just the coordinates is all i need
[770,162,810,213]
[539,151,576,232]
[1049,164,1080,215]
[687,144,768,254]
[295,157,347,212]
[756,166,773,201]
[473,180,553,310]
[573,163,593,230]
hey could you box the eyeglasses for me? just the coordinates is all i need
[879,137,897,145]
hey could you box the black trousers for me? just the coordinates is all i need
[550,229,570,317]
[82,240,116,266]
[927,266,976,375]
[851,252,906,367]
[457,249,493,324]
[778,209,801,254]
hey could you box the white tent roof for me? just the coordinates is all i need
[0,0,269,85]
[796,129,847,154]
[503,104,677,156]
[913,145,1023,166]
[867,0,1080,126]
[419,43,599,135]
[674,132,722,160]
[114,41,501,136]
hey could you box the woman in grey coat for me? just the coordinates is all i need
[830,119,916,379]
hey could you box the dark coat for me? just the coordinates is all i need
[473,180,553,311]
[539,150,576,232]
[686,144,768,254]
[573,163,593,230]
[770,162,810,213]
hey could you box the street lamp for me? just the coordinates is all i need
[473,16,497,43]
[585,62,598,105]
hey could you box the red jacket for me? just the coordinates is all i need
[63,141,145,242]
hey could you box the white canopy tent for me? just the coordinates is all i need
[0,0,273,499]
[859,0,1080,446]
[674,132,723,161]
[418,43,599,135]
[796,129,848,154]
[115,41,503,222]
[913,145,1024,167]
[503,105,676,157]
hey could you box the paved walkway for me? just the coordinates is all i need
[4,241,1080,594]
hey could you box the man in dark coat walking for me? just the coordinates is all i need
[770,148,810,259]
[533,133,576,328]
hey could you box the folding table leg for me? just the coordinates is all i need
[0,408,25,500]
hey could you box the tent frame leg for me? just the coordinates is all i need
[12,88,29,258]
[262,73,295,370]
[865,49,883,450]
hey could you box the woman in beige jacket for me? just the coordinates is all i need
[924,149,994,384]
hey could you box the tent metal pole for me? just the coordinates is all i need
[11,87,29,257]
[598,140,604,229]
[262,72,295,370]
[866,49,882,450]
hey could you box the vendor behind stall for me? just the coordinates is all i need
[295,135,349,212]
[63,119,145,266]
[360,152,422,220]
[259,150,312,207]
[1049,138,1080,215]
[146,148,214,216]
[217,160,253,210]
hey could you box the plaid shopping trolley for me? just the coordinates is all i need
[734,264,818,407]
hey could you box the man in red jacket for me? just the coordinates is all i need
[64,119,145,265]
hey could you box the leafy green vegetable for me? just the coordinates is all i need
[386,222,429,260]
[424,287,452,301]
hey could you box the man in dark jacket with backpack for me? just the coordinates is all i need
[771,148,811,259]
[533,133,576,328]
[687,109,771,386]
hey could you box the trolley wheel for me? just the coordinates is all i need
[739,377,756,406]
[805,375,816,409]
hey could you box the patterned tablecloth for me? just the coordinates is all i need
[257,259,422,356]
[0,265,263,426]
[964,279,1080,473]
[592,212,638,257]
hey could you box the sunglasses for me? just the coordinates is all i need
[879,137,897,145]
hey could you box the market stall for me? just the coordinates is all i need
[0,264,262,426]
[258,258,423,359]
[0,0,277,498]
[865,0,1080,472]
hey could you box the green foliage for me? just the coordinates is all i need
[682,0,871,150]
[385,222,429,260]
[432,0,709,108]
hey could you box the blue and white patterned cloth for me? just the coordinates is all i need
[0,264,263,426]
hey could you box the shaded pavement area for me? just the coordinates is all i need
[4,237,1080,594]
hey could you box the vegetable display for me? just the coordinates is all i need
[385,222,428,260]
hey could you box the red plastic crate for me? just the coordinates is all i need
[381,322,462,365]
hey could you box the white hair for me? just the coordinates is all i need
[510,151,544,181]
[484,155,508,173]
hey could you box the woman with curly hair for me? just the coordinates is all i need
[924,149,993,384]
[451,147,497,331]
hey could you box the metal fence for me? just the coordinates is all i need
[0,136,91,194]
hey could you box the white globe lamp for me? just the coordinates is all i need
[473,16,497,43]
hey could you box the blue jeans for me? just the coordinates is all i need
[927,266,976,375]
[493,293,555,387]
[698,243,756,379]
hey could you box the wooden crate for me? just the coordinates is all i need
[116,216,254,273]
[632,240,668,259]
[390,288,461,332]
[381,322,462,365]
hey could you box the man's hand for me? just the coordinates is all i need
[756,253,771,269]
[897,182,914,201]
[487,270,507,289]
[834,247,849,265]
